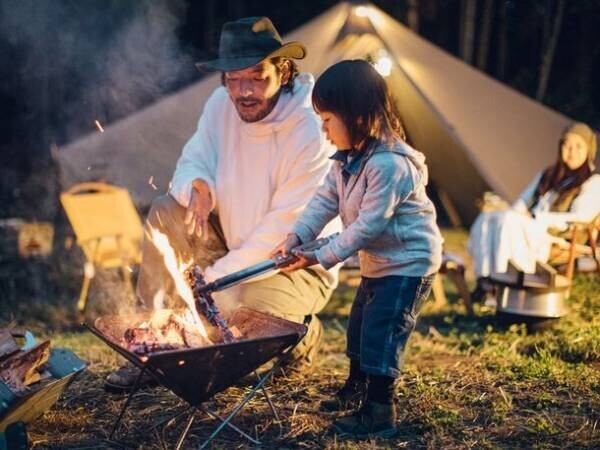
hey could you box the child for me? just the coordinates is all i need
[271,60,443,439]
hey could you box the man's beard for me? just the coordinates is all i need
[233,90,282,123]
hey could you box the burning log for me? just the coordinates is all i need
[186,265,235,343]
[122,310,205,354]
[119,309,237,355]
[119,308,243,356]
[123,328,181,355]
[0,340,51,392]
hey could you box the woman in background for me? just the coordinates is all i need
[468,122,599,299]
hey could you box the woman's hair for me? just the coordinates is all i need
[312,59,405,149]
[220,57,298,93]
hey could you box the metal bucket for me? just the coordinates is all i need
[496,284,569,318]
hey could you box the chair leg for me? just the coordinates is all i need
[588,229,600,275]
[447,269,474,316]
[77,262,95,312]
[120,264,135,296]
[431,274,447,310]
[566,227,580,282]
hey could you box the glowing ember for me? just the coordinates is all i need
[122,309,211,354]
[149,228,209,339]
[94,119,104,133]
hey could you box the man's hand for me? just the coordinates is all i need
[184,179,212,240]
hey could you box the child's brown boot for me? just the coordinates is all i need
[332,400,397,439]
[319,379,367,412]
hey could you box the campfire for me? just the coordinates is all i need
[87,227,315,448]
[120,308,242,355]
[113,229,339,357]
[116,228,239,356]
[122,309,211,355]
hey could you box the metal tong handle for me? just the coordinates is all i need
[197,233,339,294]
[272,234,338,267]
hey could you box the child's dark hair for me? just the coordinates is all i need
[312,59,405,150]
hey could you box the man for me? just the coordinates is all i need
[105,17,339,392]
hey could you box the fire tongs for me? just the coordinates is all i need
[186,233,339,342]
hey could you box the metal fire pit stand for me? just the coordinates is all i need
[89,308,307,450]
[109,345,295,450]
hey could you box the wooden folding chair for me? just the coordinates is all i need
[60,182,143,313]
[549,213,600,282]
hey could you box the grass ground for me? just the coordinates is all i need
[1,228,599,449]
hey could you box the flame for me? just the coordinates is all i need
[148,227,209,338]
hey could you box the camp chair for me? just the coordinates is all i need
[60,182,143,313]
[549,213,600,283]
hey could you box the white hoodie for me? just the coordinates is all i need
[170,73,340,286]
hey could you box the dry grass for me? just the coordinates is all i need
[2,228,600,449]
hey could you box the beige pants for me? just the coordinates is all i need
[136,194,332,324]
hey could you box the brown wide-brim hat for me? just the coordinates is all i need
[196,17,306,72]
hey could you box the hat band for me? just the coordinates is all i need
[219,52,276,59]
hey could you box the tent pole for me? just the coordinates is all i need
[437,187,462,228]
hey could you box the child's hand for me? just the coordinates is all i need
[280,249,318,272]
[270,233,301,260]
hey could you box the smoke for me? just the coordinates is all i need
[82,0,194,124]
[0,0,194,219]
[0,0,193,145]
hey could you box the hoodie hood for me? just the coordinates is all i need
[240,72,315,136]
[375,140,429,187]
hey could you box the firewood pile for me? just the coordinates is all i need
[0,328,51,394]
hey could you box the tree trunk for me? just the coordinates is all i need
[204,0,217,54]
[496,0,508,79]
[407,0,419,32]
[231,0,244,19]
[536,0,566,101]
[459,0,477,64]
[476,0,494,71]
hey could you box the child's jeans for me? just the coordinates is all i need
[346,274,435,378]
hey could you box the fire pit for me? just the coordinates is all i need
[88,307,306,449]
[85,229,336,448]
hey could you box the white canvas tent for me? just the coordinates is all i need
[58,2,593,224]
